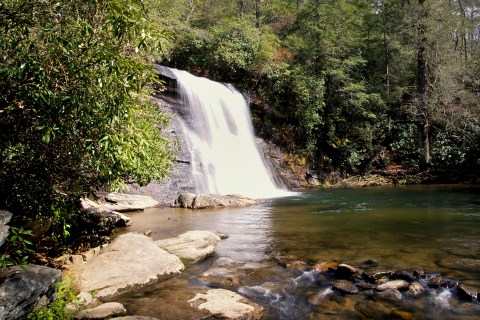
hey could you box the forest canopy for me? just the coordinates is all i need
[166,0,480,175]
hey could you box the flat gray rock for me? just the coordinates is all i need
[172,193,263,209]
[156,230,222,263]
[102,193,160,212]
[76,233,184,301]
[76,302,126,319]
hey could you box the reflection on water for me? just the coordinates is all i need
[116,185,480,319]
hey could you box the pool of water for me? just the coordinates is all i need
[115,185,480,319]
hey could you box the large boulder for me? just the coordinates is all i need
[172,193,263,209]
[155,230,222,264]
[101,193,160,212]
[75,233,184,301]
[79,199,131,227]
[189,288,263,320]
[0,265,62,320]
[0,210,13,247]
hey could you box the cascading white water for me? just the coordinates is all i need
[169,68,287,199]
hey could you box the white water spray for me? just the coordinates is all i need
[169,68,287,199]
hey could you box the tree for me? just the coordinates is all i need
[0,0,173,234]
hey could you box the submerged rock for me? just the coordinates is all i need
[199,257,246,289]
[75,233,184,301]
[155,230,223,263]
[172,193,263,209]
[374,288,403,302]
[189,288,263,319]
[0,265,62,320]
[456,284,478,301]
[332,280,360,294]
[392,270,416,282]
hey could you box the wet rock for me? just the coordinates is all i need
[392,310,418,320]
[189,288,263,319]
[376,280,409,291]
[392,271,416,282]
[335,264,357,279]
[356,282,377,290]
[360,259,379,268]
[171,193,196,209]
[332,280,359,294]
[407,282,424,297]
[200,258,245,289]
[0,265,62,320]
[76,233,184,301]
[427,276,443,288]
[413,269,425,278]
[370,271,394,281]
[286,260,309,272]
[172,193,263,209]
[441,279,459,289]
[156,230,222,263]
[314,261,340,272]
[456,284,478,301]
[76,302,126,319]
[313,296,357,316]
[308,288,334,306]
[355,300,393,319]
[374,289,403,302]
[0,210,12,247]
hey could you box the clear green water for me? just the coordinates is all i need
[116,185,480,319]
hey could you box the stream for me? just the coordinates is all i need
[116,184,480,319]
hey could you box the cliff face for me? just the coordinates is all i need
[124,96,196,206]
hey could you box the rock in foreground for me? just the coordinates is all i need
[172,193,263,209]
[156,230,223,263]
[0,265,62,320]
[189,288,263,319]
[75,233,184,300]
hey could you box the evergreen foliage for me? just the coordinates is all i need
[0,0,173,236]
[168,0,480,175]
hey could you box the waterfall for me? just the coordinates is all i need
[167,68,287,199]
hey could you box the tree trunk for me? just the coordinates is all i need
[256,0,260,28]
[417,0,431,168]
[238,0,246,15]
